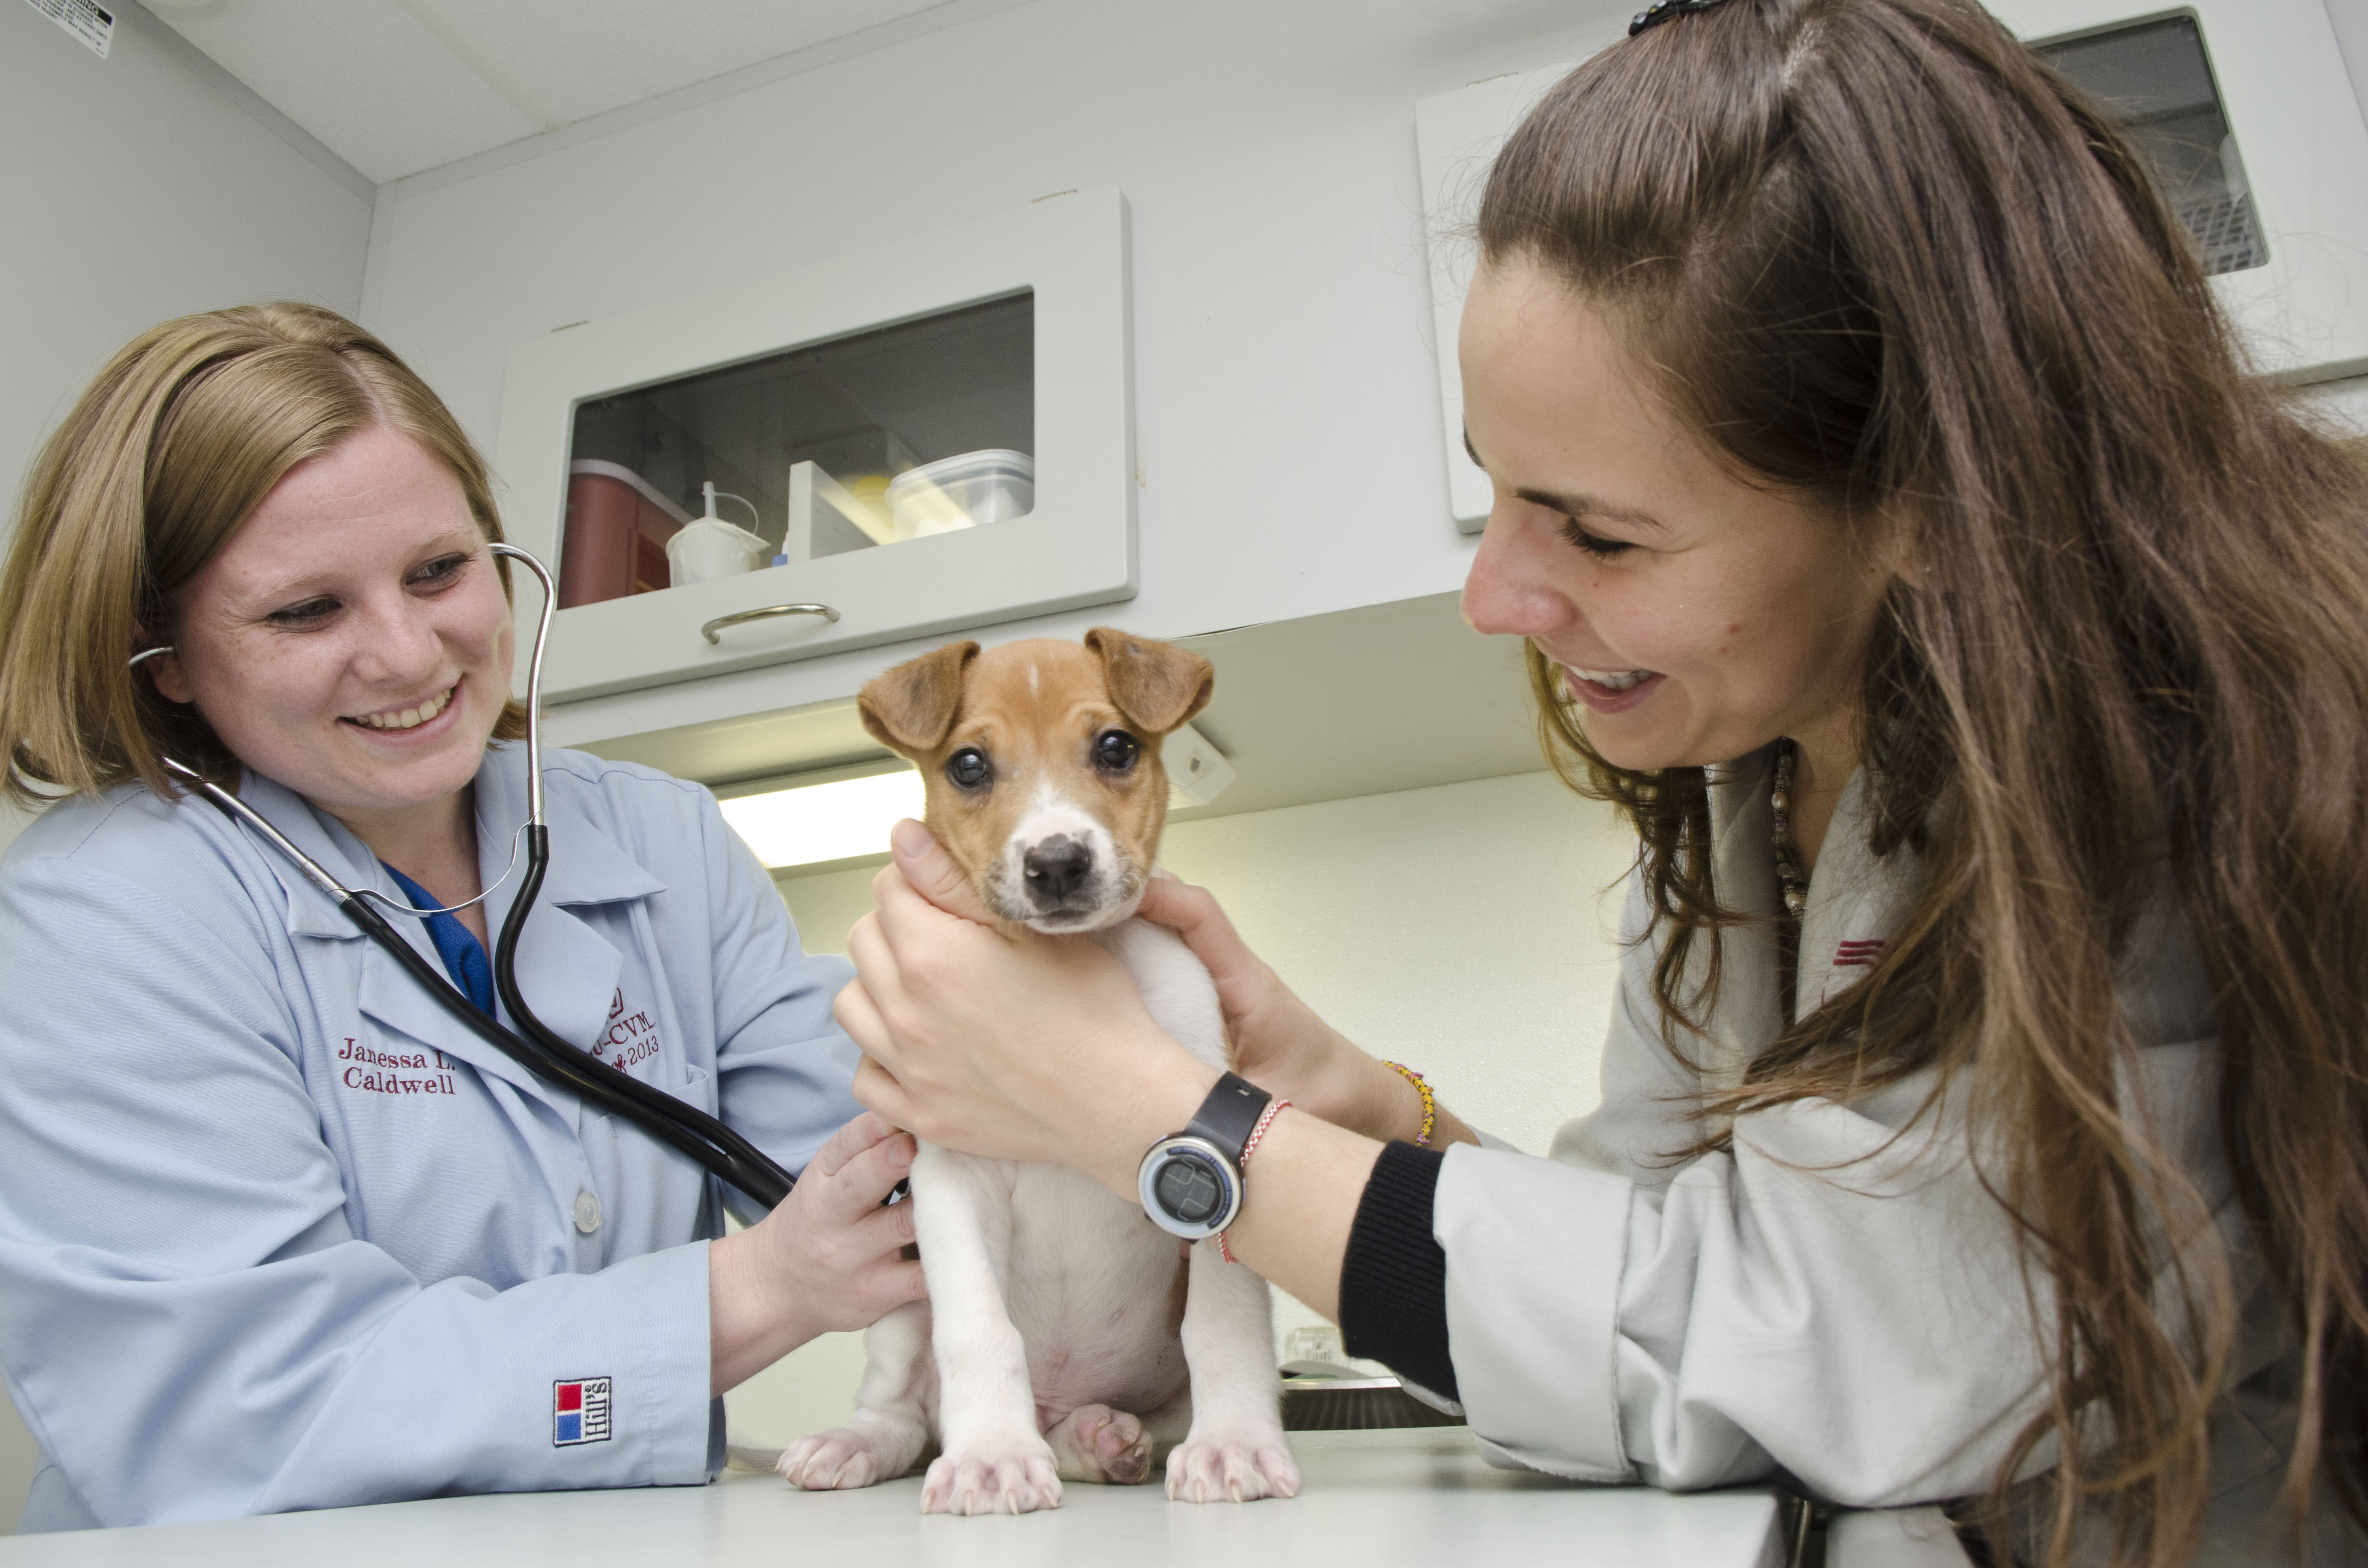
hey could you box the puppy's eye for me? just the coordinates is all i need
[945,748,992,790]
[1094,730,1141,773]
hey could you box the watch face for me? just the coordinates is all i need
[1153,1150,1227,1226]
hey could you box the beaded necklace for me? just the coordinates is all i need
[1769,737,1807,1019]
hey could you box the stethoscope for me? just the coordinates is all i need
[129,543,797,1209]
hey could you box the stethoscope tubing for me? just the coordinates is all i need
[342,861,792,1207]
[487,821,794,1209]
[140,541,797,1211]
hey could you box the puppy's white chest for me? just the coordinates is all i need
[911,916,1226,1424]
[1004,1164,1188,1422]
[1092,916,1227,1072]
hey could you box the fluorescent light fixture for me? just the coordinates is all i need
[719,768,923,870]
[718,724,1234,872]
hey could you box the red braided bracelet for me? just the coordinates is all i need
[1216,1098,1289,1265]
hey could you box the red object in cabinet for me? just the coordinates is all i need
[557,461,690,609]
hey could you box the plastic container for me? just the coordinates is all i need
[558,461,689,609]
[666,480,770,586]
[886,449,1034,541]
[666,516,768,585]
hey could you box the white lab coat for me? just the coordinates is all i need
[0,744,861,1531]
[1432,750,2359,1564]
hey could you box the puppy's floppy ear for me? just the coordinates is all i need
[1084,628,1213,736]
[858,640,980,754]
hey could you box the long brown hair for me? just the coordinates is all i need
[0,301,527,808]
[1480,2,2368,1562]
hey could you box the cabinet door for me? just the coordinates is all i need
[495,188,1134,705]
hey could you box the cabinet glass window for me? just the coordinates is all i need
[2036,14,2267,277]
[558,291,1034,610]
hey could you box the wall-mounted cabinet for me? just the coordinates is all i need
[495,188,1133,704]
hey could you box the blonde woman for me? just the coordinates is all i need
[835,2,2368,1563]
[0,304,920,1529]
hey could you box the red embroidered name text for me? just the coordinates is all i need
[337,1039,459,1097]
[592,992,663,1070]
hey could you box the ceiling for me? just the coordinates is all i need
[139,0,983,184]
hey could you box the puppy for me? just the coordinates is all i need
[777,630,1298,1515]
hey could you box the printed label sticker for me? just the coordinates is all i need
[22,0,112,57]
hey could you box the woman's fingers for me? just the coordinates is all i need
[786,1132,914,1241]
[869,854,979,953]
[1137,872,1233,947]
[1137,875,1265,986]
[854,1192,919,1255]
[852,1053,918,1132]
[808,1126,915,1226]
[803,1110,891,1182]
[834,973,891,1054]
[843,911,898,995]
[888,818,999,926]
[866,1256,929,1310]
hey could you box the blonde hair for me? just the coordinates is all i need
[0,301,526,808]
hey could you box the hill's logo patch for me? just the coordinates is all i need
[553,1377,612,1446]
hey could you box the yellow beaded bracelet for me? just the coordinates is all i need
[1381,1060,1436,1147]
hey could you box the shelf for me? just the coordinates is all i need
[578,591,1546,848]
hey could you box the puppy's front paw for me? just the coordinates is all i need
[1164,1432,1300,1503]
[1045,1403,1154,1484]
[777,1427,892,1490]
[921,1434,1063,1515]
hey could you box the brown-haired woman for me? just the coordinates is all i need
[0,302,922,1529]
[832,1,2368,1563]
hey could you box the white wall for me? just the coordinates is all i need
[2299,373,2368,435]
[0,0,374,1531]
[365,0,1646,743]
[0,3,373,526]
[2327,0,2368,114]
[724,767,1638,1448]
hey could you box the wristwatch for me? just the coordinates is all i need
[1137,1071,1272,1240]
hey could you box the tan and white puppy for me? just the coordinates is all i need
[777,630,1298,1515]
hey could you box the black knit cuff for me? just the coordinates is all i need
[1337,1139,1458,1402]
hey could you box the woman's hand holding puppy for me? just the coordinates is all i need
[839,822,1473,1187]
[1136,870,1475,1149]
[837,820,1220,1196]
[838,819,1469,1323]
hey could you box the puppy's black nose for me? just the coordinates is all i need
[1023,836,1093,906]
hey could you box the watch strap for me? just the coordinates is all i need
[1183,1071,1271,1164]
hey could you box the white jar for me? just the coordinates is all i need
[886,449,1036,541]
[665,516,768,586]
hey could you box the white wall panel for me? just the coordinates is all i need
[0,4,372,534]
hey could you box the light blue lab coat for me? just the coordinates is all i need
[0,744,861,1530]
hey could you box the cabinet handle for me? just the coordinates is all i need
[701,603,842,645]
